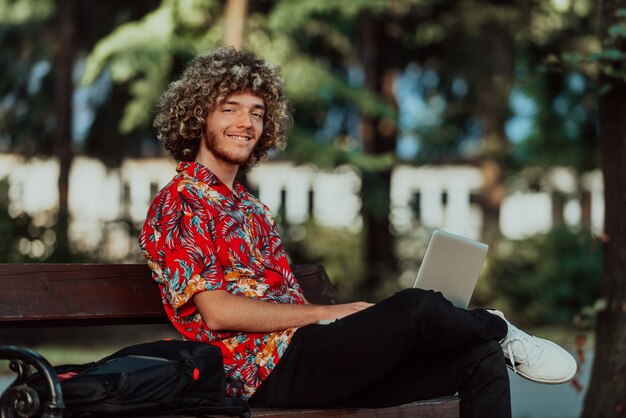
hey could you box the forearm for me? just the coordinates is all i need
[193,290,371,333]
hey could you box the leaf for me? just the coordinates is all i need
[562,52,584,63]
[598,83,613,96]
[246,24,394,119]
[348,152,396,171]
[2,0,54,25]
[268,0,387,34]
[544,54,560,65]
[616,8,626,17]
[81,5,175,85]
[81,0,224,133]
[119,56,172,133]
[593,298,608,313]
[608,24,626,41]
[590,48,625,62]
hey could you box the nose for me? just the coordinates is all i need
[236,113,253,129]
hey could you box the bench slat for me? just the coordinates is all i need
[0,264,337,326]
[0,264,166,326]
[249,397,460,417]
[142,397,460,418]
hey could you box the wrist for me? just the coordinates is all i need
[315,304,335,322]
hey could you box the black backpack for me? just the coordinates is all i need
[25,340,249,417]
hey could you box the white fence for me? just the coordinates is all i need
[0,154,604,259]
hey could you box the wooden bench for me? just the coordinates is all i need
[0,263,459,417]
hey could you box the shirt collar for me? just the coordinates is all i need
[176,161,247,201]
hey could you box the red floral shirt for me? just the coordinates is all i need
[138,161,306,399]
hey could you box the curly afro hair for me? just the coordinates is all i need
[153,47,292,172]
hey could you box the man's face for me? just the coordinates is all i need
[203,91,265,168]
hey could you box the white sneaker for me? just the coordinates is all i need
[488,310,577,384]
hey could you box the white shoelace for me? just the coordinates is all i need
[503,331,543,374]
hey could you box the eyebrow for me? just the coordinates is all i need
[223,99,265,111]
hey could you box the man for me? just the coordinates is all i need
[139,47,577,418]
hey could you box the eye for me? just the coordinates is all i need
[251,112,264,119]
[222,107,235,113]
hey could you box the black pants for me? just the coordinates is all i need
[250,288,511,418]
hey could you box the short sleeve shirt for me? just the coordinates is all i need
[138,161,306,399]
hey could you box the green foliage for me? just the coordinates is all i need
[0,0,54,26]
[2,0,610,296]
[0,177,105,263]
[0,0,56,155]
[82,0,223,134]
[0,177,54,262]
[555,7,626,89]
[81,0,395,148]
[0,174,140,263]
[0,0,54,24]
[509,70,600,172]
[282,127,347,167]
[393,223,434,292]
[481,226,602,326]
[574,297,607,331]
[278,220,367,302]
[268,0,388,35]
[246,12,395,119]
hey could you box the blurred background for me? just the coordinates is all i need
[2,0,623,416]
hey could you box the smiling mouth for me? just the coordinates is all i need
[227,134,252,142]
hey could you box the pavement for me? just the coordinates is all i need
[508,349,591,418]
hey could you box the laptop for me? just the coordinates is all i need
[412,229,488,309]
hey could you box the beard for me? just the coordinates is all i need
[203,129,256,167]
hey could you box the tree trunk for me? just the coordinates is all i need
[224,0,248,50]
[475,19,513,244]
[224,0,252,191]
[358,11,399,294]
[51,0,76,260]
[582,1,626,416]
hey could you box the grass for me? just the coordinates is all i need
[1,324,178,376]
[1,343,134,376]
[1,325,594,382]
